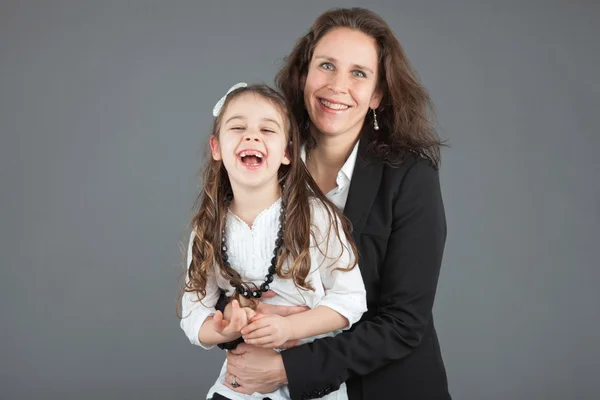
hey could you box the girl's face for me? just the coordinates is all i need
[210,92,290,192]
[303,27,382,142]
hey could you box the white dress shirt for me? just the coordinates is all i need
[180,197,366,400]
[300,140,359,212]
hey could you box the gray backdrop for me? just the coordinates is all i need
[1,1,598,399]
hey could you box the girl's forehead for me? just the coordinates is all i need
[224,92,285,122]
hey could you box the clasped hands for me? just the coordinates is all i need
[213,292,309,349]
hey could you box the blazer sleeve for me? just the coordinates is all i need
[281,159,447,399]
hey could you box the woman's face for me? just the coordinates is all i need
[303,27,382,142]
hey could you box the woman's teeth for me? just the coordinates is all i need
[320,99,349,110]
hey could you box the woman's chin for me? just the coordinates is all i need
[311,120,346,137]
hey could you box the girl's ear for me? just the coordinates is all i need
[281,141,292,165]
[209,136,222,161]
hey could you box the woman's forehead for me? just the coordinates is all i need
[313,28,379,70]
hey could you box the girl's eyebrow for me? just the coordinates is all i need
[314,55,374,74]
[225,115,281,129]
[225,115,245,124]
[261,118,281,129]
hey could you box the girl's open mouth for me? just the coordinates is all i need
[238,150,265,168]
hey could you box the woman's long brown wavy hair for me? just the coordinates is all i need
[180,84,357,309]
[275,7,443,168]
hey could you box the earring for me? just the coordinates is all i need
[372,108,379,131]
[304,119,310,130]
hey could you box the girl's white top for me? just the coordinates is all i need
[180,197,367,400]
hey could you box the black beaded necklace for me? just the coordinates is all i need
[221,196,286,299]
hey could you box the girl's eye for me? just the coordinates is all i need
[352,70,366,78]
[320,62,334,71]
[262,128,275,134]
[231,126,245,131]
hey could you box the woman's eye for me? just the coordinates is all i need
[353,70,366,78]
[320,62,334,71]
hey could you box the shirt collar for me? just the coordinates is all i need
[340,140,359,182]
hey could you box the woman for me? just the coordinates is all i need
[217,7,450,399]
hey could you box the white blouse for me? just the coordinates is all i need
[300,141,359,212]
[180,197,367,400]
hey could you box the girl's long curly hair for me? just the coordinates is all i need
[179,84,357,311]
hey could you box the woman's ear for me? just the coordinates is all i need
[209,136,222,161]
[370,88,383,110]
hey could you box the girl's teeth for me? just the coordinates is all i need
[240,151,263,158]
[320,99,349,110]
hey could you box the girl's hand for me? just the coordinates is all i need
[223,290,308,320]
[213,300,255,341]
[241,314,293,348]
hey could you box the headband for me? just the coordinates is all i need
[212,82,248,117]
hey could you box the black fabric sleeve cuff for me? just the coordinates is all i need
[281,344,339,400]
[214,290,245,351]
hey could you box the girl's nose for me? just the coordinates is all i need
[243,131,260,142]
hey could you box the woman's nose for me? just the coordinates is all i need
[328,72,349,94]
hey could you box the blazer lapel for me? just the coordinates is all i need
[344,139,383,238]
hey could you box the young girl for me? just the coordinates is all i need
[179,83,366,400]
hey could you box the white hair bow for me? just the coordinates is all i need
[212,82,248,117]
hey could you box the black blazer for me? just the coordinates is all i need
[282,139,451,400]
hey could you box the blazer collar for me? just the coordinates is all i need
[343,138,383,238]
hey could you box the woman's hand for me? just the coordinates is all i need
[225,343,288,394]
